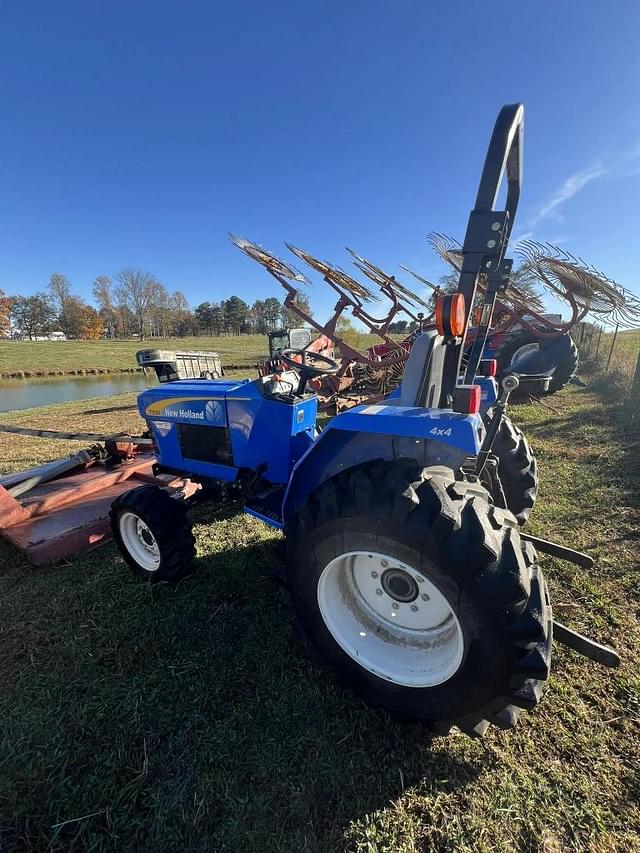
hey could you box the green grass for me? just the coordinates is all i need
[0,332,386,375]
[590,327,638,368]
[0,386,639,851]
[609,329,640,383]
[0,336,271,375]
[579,327,639,401]
[613,328,640,355]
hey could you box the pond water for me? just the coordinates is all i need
[0,372,154,412]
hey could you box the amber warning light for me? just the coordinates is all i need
[435,293,466,338]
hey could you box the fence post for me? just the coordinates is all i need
[606,324,619,370]
[594,326,603,359]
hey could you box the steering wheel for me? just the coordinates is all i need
[279,348,340,395]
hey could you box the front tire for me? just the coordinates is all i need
[287,462,552,737]
[110,485,196,583]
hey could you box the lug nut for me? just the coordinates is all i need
[371,571,378,578]
[376,589,383,596]
[381,559,389,567]
[410,605,419,612]
[416,576,424,583]
[421,593,430,602]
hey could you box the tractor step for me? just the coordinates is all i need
[244,487,285,530]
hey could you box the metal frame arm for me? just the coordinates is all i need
[442,104,524,395]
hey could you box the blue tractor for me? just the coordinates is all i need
[110,105,618,737]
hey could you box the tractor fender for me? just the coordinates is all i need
[282,413,477,529]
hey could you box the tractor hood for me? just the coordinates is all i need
[138,379,252,422]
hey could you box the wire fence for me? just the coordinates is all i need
[575,322,640,419]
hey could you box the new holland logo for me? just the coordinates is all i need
[205,400,225,423]
[165,407,204,420]
[146,396,226,423]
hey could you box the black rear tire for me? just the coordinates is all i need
[110,485,196,583]
[497,331,579,395]
[489,416,538,525]
[286,461,552,737]
[547,335,579,394]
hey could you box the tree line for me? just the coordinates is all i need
[0,269,312,341]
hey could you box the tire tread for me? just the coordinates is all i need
[288,461,552,737]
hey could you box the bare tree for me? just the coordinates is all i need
[48,273,73,335]
[148,284,172,338]
[115,268,163,340]
[170,291,194,337]
[92,275,116,337]
[171,290,189,315]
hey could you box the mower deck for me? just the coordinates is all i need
[0,447,192,566]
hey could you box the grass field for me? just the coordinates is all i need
[592,328,639,372]
[0,332,384,375]
[0,385,639,851]
[614,328,640,355]
[0,336,271,375]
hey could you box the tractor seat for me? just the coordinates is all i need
[398,330,446,408]
[260,370,299,399]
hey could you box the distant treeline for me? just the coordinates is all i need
[0,269,315,341]
[0,270,419,342]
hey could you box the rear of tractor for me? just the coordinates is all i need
[471,307,579,396]
[257,328,334,378]
[110,104,619,738]
[490,327,579,396]
[268,327,312,358]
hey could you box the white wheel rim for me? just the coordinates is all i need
[317,551,464,687]
[118,511,161,572]
[509,342,539,366]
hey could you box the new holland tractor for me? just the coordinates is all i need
[110,105,618,738]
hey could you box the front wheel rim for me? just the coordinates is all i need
[118,511,161,572]
[317,551,464,687]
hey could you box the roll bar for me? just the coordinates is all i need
[474,103,523,225]
[441,104,525,395]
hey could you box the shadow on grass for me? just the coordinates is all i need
[525,386,639,468]
[80,403,137,415]
[520,386,640,554]
[0,518,491,853]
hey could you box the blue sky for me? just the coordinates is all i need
[1,0,639,323]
